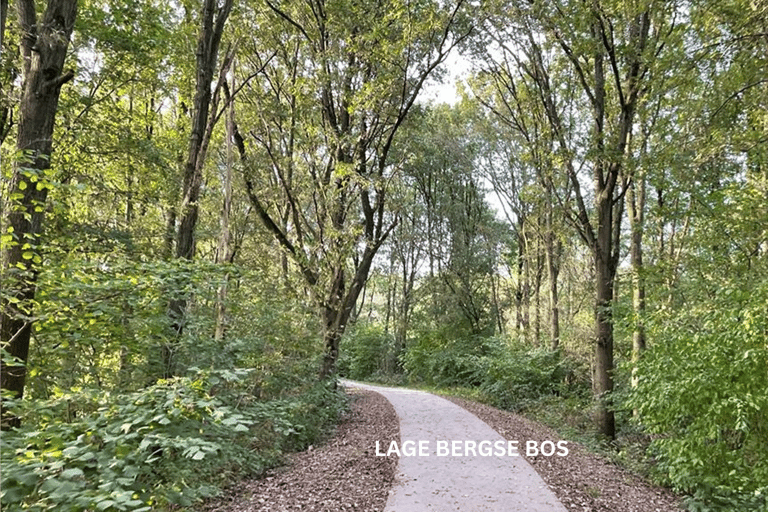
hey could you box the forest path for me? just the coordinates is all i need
[340,380,568,512]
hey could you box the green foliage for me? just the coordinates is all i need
[401,330,495,387]
[3,252,338,511]
[627,281,768,510]
[402,330,587,410]
[476,345,588,412]
[22,255,323,397]
[338,322,397,380]
[0,371,345,512]
[4,0,767,510]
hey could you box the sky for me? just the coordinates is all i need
[420,51,471,105]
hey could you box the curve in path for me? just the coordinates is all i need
[341,380,568,512]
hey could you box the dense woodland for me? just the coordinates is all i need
[1,0,767,510]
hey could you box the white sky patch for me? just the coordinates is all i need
[420,50,471,105]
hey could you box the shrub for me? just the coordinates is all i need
[402,330,586,410]
[476,346,582,411]
[402,331,500,386]
[339,323,396,380]
[627,283,768,511]
[0,370,346,511]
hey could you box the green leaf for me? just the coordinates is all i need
[96,499,116,510]
[60,468,85,479]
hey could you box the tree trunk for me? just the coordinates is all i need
[533,246,543,345]
[545,218,561,350]
[175,0,232,262]
[165,0,232,376]
[515,221,528,336]
[593,191,616,439]
[384,263,393,334]
[628,173,646,392]
[1,0,77,429]
[214,73,236,342]
[0,0,6,61]
[319,245,380,378]
[396,255,415,370]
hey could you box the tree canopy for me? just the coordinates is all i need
[1,0,766,510]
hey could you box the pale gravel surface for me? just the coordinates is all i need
[203,386,684,512]
[446,396,684,512]
[344,380,567,512]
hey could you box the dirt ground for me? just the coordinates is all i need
[202,389,398,512]
[203,388,683,512]
[447,396,683,512]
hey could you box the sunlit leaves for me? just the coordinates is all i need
[628,279,768,508]
[1,372,345,511]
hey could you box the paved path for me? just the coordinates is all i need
[341,380,568,512]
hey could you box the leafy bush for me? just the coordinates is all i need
[0,370,345,511]
[25,257,325,399]
[338,322,396,380]
[402,330,587,409]
[476,346,586,411]
[402,330,500,386]
[627,282,768,511]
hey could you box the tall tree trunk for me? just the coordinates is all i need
[533,245,544,345]
[396,253,415,371]
[214,75,236,342]
[163,207,176,259]
[318,244,382,378]
[0,0,7,60]
[628,168,646,393]
[491,271,504,334]
[0,0,10,144]
[545,203,561,349]
[175,0,232,261]
[384,262,394,334]
[1,0,77,428]
[515,220,528,336]
[165,0,232,377]
[593,189,616,439]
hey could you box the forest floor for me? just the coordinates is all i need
[203,387,683,512]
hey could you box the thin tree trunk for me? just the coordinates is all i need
[515,221,528,336]
[384,259,394,334]
[214,73,236,342]
[163,207,176,259]
[0,0,6,59]
[534,245,543,345]
[545,215,561,350]
[491,271,504,334]
[628,169,646,393]
[165,0,232,377]
[1,0,77,428]
[400,257,410,345]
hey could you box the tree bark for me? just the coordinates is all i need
[1,0,77,428]
[593,187,616,439]
[214,71,236,343]
[545,202,561,350]
[628,169,646,392]
[165,0,232,377]
[318,243,384,378]
[562,6,649,439]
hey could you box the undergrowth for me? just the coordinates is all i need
[0,369,346,511]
